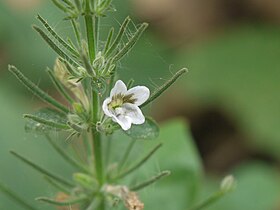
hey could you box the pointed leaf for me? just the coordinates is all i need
[8,65,69,113]
[37,15,79,58]
[51,0,68,12]
[111,22,148,62]
[103,27,114,54]
[44,176,71,194]
[125,117,159,140]
[24,108,68,133]
[114,143,162,180]
[130,170,171,191]
[47,68,75,104]
[36,196,87,206]
[45,135,90,173]
[60,0,75,9]
[105,16,130,57]
[33,26,80,67]
[71,19,82,46]
[97,0,113,14]
[10,150,74,187]
[0,182,39,210]
[140,68,188,108]
[24,114,69,130]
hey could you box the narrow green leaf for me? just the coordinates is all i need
[0,182,39,210]
[125,117,159,140]
[24,108,68,133]
[74,0,82,11]
[45,135,90,173]
[187,190,227,210]
[118,139,136,171]
[59,58,80,77]
[47,68,75,104]
[10,150,74,187]
[37,15,79,58]
[33,26,80,67]
[114,143,162,180]
[81,52,95,76]
[8,65,69,113]
[60,0,75,9]
[111,22,148,62]
[103,28,114,54]
[141,68,188,108]
[130,170,171,191]
[24,114,69,130]
[67,37,77,50]
[71,19,82,46]
[51,0,68,12]
[44,176,71,194]
[105,16,131,57]
[97,0,113,14]
[127,78,134,89]
[36,196,87,206]
[85,197,102,210]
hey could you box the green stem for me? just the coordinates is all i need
[118,139,136,171]
[84,0,95,63]
[92,91,104,186]
[95,16,100,53]
[187,191,225,210]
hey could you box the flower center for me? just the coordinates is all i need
[109,93,137,109]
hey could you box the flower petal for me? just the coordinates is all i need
[110,80,127,98]
[126,86,150,106]
[112,113,132,130]
[102,98,113,117]
[122,103,145,125]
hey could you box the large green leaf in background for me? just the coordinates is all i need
[204,162,280,210]
[177,25,280,158]
[0,81,74,210]
[111,119,203,210]
[141,119,203,210]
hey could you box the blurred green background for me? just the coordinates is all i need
[1,0,280,209]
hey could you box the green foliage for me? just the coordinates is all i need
[24,108,68,133]
[33,26,80,67]
[10,150,74,187]
[124,117,159,140]
[36,14,79,58]
[8,65,69,113]
[36,196,88,206]
[139,119,203,210]
[3,0,191,210]
[141,68,188,108]
[0,183,39,210]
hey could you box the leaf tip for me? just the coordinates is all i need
[8,64,16,72]
[180,67,188,73]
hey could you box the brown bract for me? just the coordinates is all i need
[55,192,80,210]
[124,191,144,210]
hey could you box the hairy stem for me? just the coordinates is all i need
[92,91,104,182]
[84,0,95,62]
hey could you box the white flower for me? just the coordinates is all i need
[102,80,150,131]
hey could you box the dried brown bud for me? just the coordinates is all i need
[104,185,144,210]
[124,191,144,210]
[55,192,80,210]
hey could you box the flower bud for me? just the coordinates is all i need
[220,175,236,193]
[54,59,70,87]
[73,173,98,190]
[93,51,105,71]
